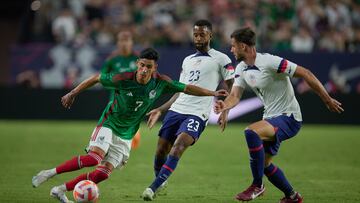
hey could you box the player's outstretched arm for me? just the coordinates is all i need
[214,86,244,114]
[184,84,228,97]
[146,109,161,129]
[217,79,234,132]
[61,74,100,109]
[293,66,344,113]
[146,93,180,129]
[215,86,243,131]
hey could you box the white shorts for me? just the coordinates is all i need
[89,126,131,169]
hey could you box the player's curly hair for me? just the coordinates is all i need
[231,27,256,46]
[194,19,212,31]
[139,48,159,62]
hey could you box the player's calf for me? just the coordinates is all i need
[56,151,103,174]
[65,165,111,191]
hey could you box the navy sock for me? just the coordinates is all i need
[154,156,167,177]
[244,129,264,186]
[149,155,179,192]
[264,163,293,197]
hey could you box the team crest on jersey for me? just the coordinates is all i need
[249,74,257,86]
[149,90,156,99]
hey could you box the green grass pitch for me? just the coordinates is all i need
[0,120,359,203]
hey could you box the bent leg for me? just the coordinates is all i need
[264,154,295,198]
[235,121,275,201]
[65,161,113,191]
[245,128,265,187]
[244,120,276,187]
[56,147,105,174]
[149,132,194,192]
[154,137,173,177]
[247,120,276,142]
[49,161,113,203]
[32,147,105,188]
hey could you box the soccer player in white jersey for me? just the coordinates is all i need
[141,20,235,201]
[214,27,344,203]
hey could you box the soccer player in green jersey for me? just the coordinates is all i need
[103,31,142,149]
[104,31,138,74]
[32,48,228,203]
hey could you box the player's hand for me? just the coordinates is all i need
[325,98,344,113]
[217,110,229,132]
[61,92,76,109]
[214,100,226,114]
[214,89,229,97]
[146,109,162,129]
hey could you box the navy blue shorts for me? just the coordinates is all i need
[264,114,302,155]
[158,110,206,144]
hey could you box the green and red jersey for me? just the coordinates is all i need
[101,53,138,100]
[101,53,138,74]
[98,71,186,140]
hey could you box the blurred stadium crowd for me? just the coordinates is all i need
[18,0,360,52]
[11,0,360,92]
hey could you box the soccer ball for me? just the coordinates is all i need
[73,180,99,202]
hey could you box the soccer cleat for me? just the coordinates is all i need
[32,169,55,188]
[156,181,168,196]
[142,188,155,201]
[50,186,74,203]
[279,192,303,203]
[235,184,265,201]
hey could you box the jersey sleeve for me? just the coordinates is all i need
[266,54,297,77]
[100,58,113,74]
[233,64,247,88]
[218,54,235,80]
[158,74,186,93]
[165,80,186,93]
[99,72,133,89]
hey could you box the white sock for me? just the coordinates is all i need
[49,168,57,176]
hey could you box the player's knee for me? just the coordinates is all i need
[80,151,103,168]
[171,143,186,157]
[244,128,258,139]
[264,158,272,167]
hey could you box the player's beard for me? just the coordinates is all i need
[195,43,207,52]
[236,54,245,62]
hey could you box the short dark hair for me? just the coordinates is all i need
[231,27,256,46]
[194,19,212,31]
[139,48,159,62]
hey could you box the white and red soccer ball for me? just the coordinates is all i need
[73,180,99,202]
